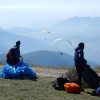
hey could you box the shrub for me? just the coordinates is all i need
[94,66,100,73]
[62,67,89,88]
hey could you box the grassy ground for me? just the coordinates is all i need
[0,64,100,100]
[0,76,100,100]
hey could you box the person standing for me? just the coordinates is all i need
[74,42,87,91]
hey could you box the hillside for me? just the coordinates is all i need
[0,30,58,54]
[22,50,74,67]
[5,16,100,38]
[0,50,74,67]
[2,16,100,63]
[0,50,98,68]
[5,27,41,38]
[54,16,100,37]
[22,50,98,68]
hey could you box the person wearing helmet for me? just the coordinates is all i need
[74,42,87,91]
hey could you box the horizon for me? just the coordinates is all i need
[0,16,100,29]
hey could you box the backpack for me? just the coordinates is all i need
[53,77,70,90]
[7,48,15,60]
[6,48,17,65]
[64,83,81,94]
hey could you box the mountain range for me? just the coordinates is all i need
[5,16,100,39]
[0,50,98,68]
[0,16,100,65]
[0,30,59,54]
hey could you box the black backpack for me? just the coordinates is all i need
[53,77,70,90]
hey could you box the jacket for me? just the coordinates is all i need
[14,45,20,62]
[74,46,86,66]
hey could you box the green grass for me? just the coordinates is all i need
[0,76,100,100]
[0,64,100,100]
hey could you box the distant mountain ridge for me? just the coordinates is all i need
[0,16,100,64]
[22,50,74,67]
[4,16,100,38]
[5,27,41,38]
[0,50,98,68]
[56,16,100,27]
[0,30,59,54]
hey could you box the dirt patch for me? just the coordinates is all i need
[0,65,3,71]
[0,65,100,78]
[32,67,68,77]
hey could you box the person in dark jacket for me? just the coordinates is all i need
[14,40,21,63]
[7,40,21,65]
[74,42,87,91]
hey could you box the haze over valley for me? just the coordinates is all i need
[0,0,100,67]
[0,16,100,67]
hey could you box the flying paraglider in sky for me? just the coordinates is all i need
[53,38,72,45]
[41,30,51,34]
[40,30,51,40]
[53,38,72,56]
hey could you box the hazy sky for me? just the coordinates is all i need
[0,0,100,29]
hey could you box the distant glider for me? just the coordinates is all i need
[41,30,51,34]
[53,38,72,45]
[60,52,63,55]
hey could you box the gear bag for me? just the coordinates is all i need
[53,77,70,90]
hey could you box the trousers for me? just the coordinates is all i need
[75,65,85,87]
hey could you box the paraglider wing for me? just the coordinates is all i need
[53,38,72,45]
[41,30,51,34]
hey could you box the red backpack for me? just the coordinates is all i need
[7,48,15,60]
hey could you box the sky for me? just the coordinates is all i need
[0,0,100,29]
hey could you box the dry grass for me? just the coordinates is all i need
[0,64,100,100]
